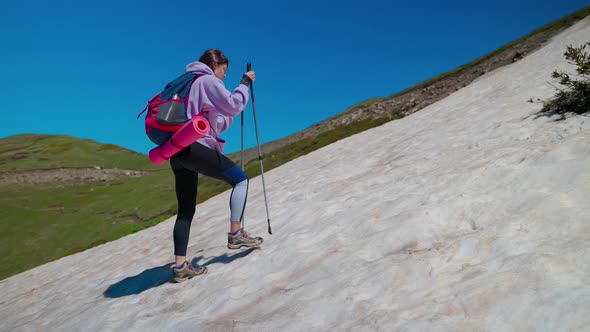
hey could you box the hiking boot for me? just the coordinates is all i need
[172,260,207,283]
[228,228,264,249]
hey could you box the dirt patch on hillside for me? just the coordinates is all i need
[0,167,150,185]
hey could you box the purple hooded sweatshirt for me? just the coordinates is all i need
[185,61,250,152]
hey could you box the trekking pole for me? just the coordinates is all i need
[240,101,246,226]
[247,62,272,234]
[240,112,245,170]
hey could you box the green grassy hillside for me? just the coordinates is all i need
[0,134,155,171]
[0,135,234,280]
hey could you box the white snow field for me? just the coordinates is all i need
[1,17,589,332]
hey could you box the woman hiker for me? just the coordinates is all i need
[171,49,263,283]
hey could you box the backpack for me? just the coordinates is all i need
[137,72,203,145]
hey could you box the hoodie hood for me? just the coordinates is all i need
[185,61,214,75]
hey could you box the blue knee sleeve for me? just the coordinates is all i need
[223,165,248,185]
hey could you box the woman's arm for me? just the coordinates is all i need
[204,77,250,117]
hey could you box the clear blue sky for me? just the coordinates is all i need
[1,0,588,154]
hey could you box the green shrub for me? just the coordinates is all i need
[532,41,590,116]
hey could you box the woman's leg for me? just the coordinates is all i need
[170,162,198,266]
[175,143,249,232]
[224,165,249,232]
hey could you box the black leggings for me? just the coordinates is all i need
[170,142,248,256]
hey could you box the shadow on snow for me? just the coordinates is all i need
[103,248,258,298]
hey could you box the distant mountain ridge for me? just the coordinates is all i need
[0,133,153,172]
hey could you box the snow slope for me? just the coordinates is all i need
[1,18,589,332]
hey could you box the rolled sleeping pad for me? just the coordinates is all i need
[149,116,210,166]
